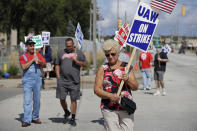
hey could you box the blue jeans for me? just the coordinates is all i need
[141,68,152,89]
[22,63,42,123]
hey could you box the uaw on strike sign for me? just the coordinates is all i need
[126,2,159,51]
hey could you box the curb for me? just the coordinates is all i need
[0,72,142,89]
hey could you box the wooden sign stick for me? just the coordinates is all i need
[117,47,137,96]
[34,47,38,64]
[43,45,46,55]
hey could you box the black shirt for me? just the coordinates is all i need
[154,52,168,72]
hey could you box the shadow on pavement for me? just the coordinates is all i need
[48,117,66,123]
[144,92,154,95]
[91,118,104,126]
[15,113,24,122]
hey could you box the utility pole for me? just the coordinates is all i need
[124,11,127,24]
[138,0,141,4]
[117,0,120,30]
[93,0,97,71]
[89,8,92,41]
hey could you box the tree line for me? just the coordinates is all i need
[0,0,92,45]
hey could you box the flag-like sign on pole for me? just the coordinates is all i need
[152,36,162,49]
[150,0,177,14]
[126,2,159,52]
[42,32,50,45]
[114,24,130,46]
[75,23,84,49]
[162,44,171,55]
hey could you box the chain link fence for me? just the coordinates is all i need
[0,44,24,74]
[0,36,103,75]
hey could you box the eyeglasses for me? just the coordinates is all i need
[105,53,116,57]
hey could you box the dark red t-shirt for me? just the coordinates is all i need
[19,52,46,68]
[139,52,153,69]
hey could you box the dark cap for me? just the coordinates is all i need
[25,39,36,45]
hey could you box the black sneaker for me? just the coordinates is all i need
[69,118,76,126]
[64,111,71,119]
[63,111,71,124]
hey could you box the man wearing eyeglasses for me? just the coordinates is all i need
[55,38,88,126]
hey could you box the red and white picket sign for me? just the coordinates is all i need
[114,24,130,46]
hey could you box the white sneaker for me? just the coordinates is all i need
[162,88,166,96]
[162,91,166,96]
[147,86,151,90]
[154,91,160,96]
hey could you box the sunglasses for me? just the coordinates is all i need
[105,53,116,57]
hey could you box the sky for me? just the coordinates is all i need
[97,0,197,37]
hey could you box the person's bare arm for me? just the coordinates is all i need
[55,65,60,78]
[158,57,168,62]
[123,70,138,91]
[74,59,88,67]
[38,59,46,68]
[73,54,88,67]
[94,66,119,102]
[21,59,34,70]
[139,61,142,70]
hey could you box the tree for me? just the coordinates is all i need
[56,0,92,38]
[66,20,75,37]
[21,0,60,36]
[0,0,28,45]
[0,0,93,44]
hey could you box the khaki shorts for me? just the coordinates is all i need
[43,63,52,72]
[101,109,134,131]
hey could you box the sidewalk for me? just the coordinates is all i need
[0,70,142,88]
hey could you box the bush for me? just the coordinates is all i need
[8,65,19,76]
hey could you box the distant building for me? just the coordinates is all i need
[0,33,7,47]
[161,35,197,48]
[0,29,17,48]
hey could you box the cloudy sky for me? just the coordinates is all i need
[97,0,197,37]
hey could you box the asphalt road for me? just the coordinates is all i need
[0,88,23,101]
[0,51,197,131]
[134,52,197,131]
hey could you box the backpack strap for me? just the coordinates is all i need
[22,54,27,62]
